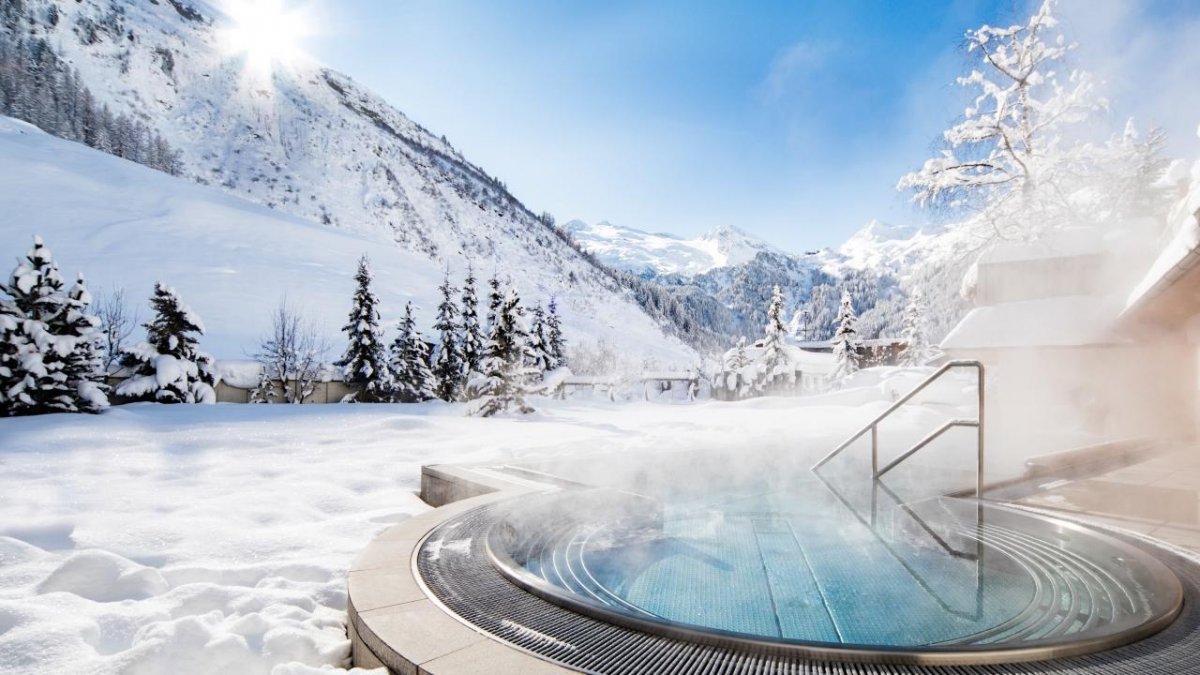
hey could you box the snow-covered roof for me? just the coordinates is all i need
[976,228,1106,266]
[940,295,1123,350]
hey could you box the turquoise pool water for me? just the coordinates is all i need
[505,476,1180,650]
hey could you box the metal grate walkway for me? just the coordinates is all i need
[407,503,1200,675]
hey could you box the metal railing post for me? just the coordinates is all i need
[813,360,987,500]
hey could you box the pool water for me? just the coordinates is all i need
[498,475,1181,651]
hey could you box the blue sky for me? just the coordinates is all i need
[303,1,1200,251]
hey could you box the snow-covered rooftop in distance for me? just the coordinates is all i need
[941,296,1123,350]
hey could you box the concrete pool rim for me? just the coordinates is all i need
[348,463,1198,674]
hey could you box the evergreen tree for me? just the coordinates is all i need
[61,273,108,412]
[525,303,553,376]
[0,237,108,414]
[335,256,390,402]
[485,274,503,333]
[432,272,462,401]
[831,290,863,381]
[901,291,936,367]
[116,283,216,404]
[459,266,484,378]
[389,302,435,403]
[248,366,277,404]
[472,287,533,417]
[545,296,565,369]
[758,285,788,389]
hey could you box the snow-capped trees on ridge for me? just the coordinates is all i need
[0,236,109,415]
[831,291,863,381]
[389,302,436,403]
[335,256,391,403]
[116,283,216,404]
[0,31,183,175]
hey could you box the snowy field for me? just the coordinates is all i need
[0,373,978,675]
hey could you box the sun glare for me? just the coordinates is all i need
[221,0,312,75]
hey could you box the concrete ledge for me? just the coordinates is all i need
[350,471,575,674]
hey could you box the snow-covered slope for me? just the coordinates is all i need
[0,117,692,364]
[1,0,694,364]
[564,221,780,277]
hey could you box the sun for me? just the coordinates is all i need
[220,0,312,75]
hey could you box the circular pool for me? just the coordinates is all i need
[483,483,1182,663]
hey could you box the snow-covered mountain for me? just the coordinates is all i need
[564,221,780,277]
[0,0,698,364]
[0,116,694,365]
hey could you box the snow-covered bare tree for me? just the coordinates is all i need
[471,286,533,417]
[117,283,216,404]
[389,302,435,403]
[459,266,484,380]
[94,286,139,375]
[336,256,390,402]
[432,273,462,402]
[897,0,1104,240]
[253,299,330,404]
[830,290,863,381]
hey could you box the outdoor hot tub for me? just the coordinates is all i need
[350,457,1200,674]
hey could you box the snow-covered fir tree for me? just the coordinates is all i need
[61,274,109,412]
[525,303,553,376]
[727,336,750,371]
[485,274,503,333]
[248,366,277,404]
[545,297,566,370]
[432,273,462,401]
[900,291,936,367]
[117,283,215,404]
[459,266,484,379]
[0,238,108,415]
[335,256,390,402]
[830,290,863,381]
[389,302,435,403]
[471,286,533,417]
[756,285,788,390]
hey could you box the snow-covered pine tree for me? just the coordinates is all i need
[0,237,109,414]
[460,267,485,384]
[525,303,553,376]
[61,273,109,413]
[432,273,462,401]
[116,283,216,404]
[756,285,789,391]
[248,366,277,404]
[900,291,936,367]
[389,302,435,403]
[830,290,863,381]
[545,296,565,369]
[335,256,390,402]
[485,274,503,333]
[472,287,533,417]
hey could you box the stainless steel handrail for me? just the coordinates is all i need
[812,360,986,497]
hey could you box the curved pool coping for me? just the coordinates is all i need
[348,464,1198,674]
